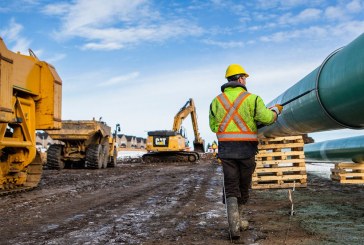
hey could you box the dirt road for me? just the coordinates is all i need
[0,160,363,245]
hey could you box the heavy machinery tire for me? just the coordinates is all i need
[102,144,109,169]
[188,154,197,162]
[86,144,103,169]
[108,148,117,167]
[46,144,64,170]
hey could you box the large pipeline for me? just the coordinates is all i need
[304,135,364,163]
[258,33,364,138]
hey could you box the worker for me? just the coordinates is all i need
[209,64,282,240]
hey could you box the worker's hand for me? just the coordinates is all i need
[270,104,283,115]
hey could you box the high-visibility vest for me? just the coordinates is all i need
[215,91,258,142]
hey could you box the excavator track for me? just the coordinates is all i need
[0,153,43,196]
[142,151,200,164]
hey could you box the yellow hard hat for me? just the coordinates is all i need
[225,64,249,78]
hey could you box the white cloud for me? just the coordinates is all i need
[11,38,31,55]
[43,0,203,51]
[202,39,245,48]
[0,18,31,54]
[346,0,363,13]
[272,8,321,26]
[98,72,140,87]
[41,3,70,15]
[258,22,364,43]
[331,21,364,39]
[296,8,322,22]
[254,0,319,10]
[61,0,149,31]
[82,42,124,51]
[46,53,67,64]
[73,21,202,50]
[0,18,23,40]
[0,18,65,63]
[324,6,345,20]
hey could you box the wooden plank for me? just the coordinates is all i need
[257,162,306,168]
[259,136,303,142]
[330,162,364,184]
[334,163,364,170]
[259,142,304,150]
[255,166,306,173]
[332,179,364,184]
[331,169,364,174]
[257,158,305,165]
[253,135,307,189]
[253,174,307,181]
[331,172,364,178]
[331,174,364,184]
[256,151,304,158]
[252,182,307,189]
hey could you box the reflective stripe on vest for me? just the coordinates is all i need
[216,91,258,141]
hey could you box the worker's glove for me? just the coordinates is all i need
[270,104,283,115]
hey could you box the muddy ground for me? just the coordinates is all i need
[0,160,363,245]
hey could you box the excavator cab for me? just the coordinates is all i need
[179,126,186,138]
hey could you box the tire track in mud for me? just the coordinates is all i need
[2,163,222,245]
[1,166,155,243]
[51,163,223,245]
[139,163,229,244]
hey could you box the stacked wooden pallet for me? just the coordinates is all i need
[252,136,307,189]
[331,162,364,184]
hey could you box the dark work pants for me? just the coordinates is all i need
[221,157,256,205]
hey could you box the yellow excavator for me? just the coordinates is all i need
[142,98,205,163]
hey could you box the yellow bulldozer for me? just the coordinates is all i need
[142,98,205,163]
[46,119,118,169]
[0,37,62,194]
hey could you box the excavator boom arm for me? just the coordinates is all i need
[172,98,205,152]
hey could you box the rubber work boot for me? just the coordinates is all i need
[226,197,240,240]
[238,204,249,231]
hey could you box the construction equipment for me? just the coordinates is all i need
[143,98,205,163]
[0,37,62,194]
[46,119,116,169]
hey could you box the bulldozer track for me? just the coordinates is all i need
[0,153,43,196]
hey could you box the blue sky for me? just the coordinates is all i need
[1,0,364,147]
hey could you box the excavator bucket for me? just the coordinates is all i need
[193,141,205,153]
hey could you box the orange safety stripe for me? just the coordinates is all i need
[217,92,250,132]
[217,131,257,141]
[215,91,257,141]
[221,93,245,132]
